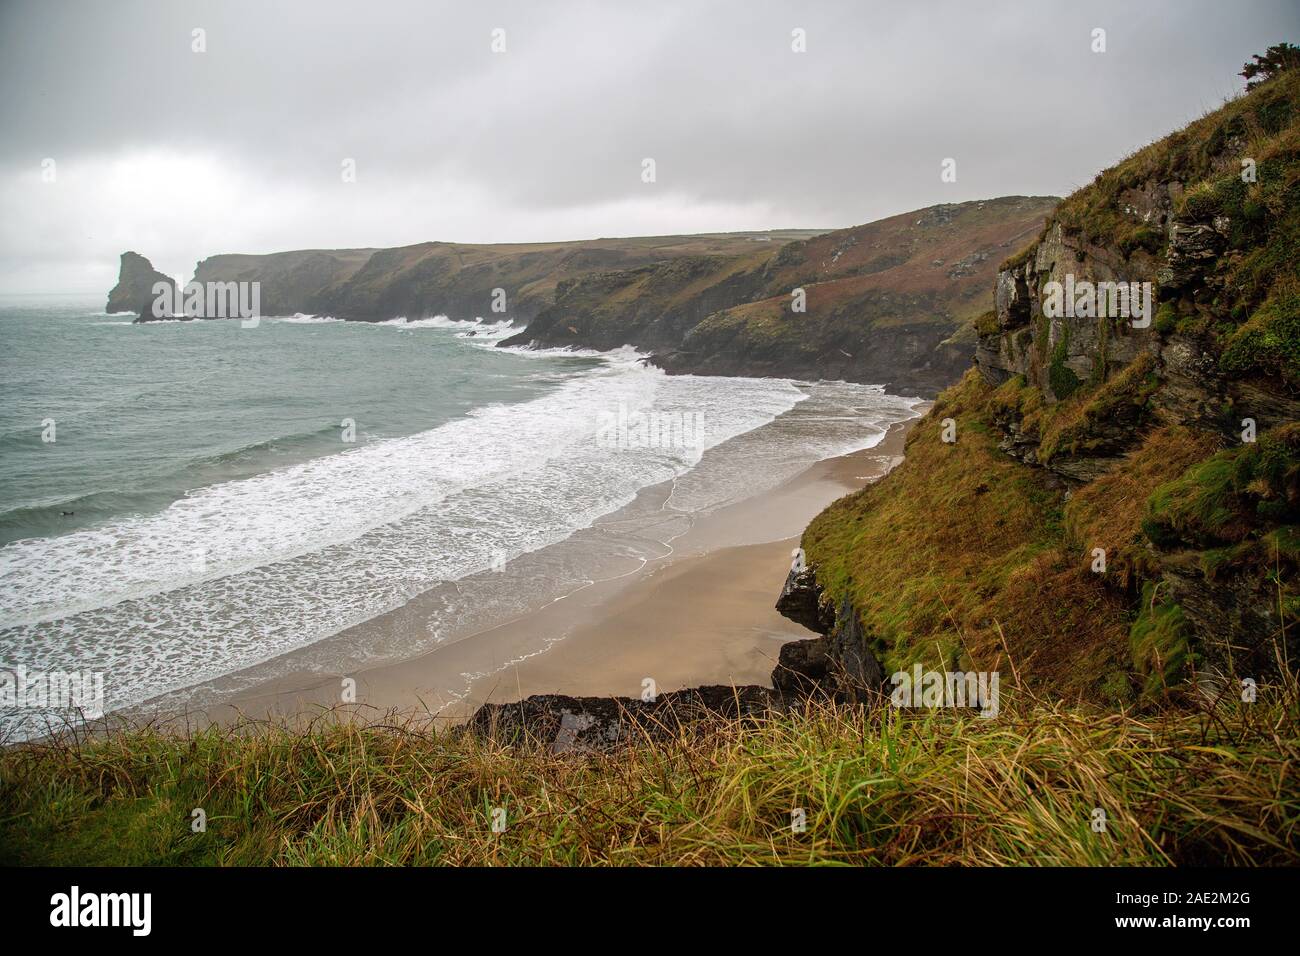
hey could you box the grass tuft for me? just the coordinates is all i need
[2,680,1297,866]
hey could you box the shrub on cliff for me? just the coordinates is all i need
[1242,42,1300,91]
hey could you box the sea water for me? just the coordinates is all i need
[0,296,922,737]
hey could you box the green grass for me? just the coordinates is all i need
[1144,422,1300,550]
[1054,70,1298,260]
[1063,425,1223,587]
[2,679,1297,866]
[1037,351,1159,464]
[1221,278,1300,386]
[804,371,1131,700]
[1047,324,1082,400]
[1130,583,1193,697]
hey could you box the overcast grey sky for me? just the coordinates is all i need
[0,0,1295,292]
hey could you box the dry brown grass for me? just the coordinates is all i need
[1065,425,1226,588]
[1,676,1296,866]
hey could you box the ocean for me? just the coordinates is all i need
[0,295,922,737]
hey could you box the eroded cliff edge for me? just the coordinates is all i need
[789,68,1298,707]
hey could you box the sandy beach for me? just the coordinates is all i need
[186,412,923,728]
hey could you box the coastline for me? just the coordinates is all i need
[190,410,925,728]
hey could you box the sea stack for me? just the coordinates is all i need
[106,251,176,320]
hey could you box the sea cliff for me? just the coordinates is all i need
[110,199,1055,397]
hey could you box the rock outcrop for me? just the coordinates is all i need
[772,567,887,701]
[470,686,777,753]
[774,565,835,633]
[105,252,177,318]
[975,221,1159,403]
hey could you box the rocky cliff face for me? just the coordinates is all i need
[792,70,1298,704]
[190,248,376,318]
[183,232,821,324]
[105,252,177,317]
[976,71,1297,689]
[505,197,1057,397]
[112,202,1053,395]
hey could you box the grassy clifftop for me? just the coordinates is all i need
[511,196,1057,395]
[2,686,1295,866]
[661,197,1056,388]
[130,200,1055,396]
[803,67,1299,707]
[183,231,825,322]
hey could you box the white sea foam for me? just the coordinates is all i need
[378,315,456,328]
[0,347,859,732]
[0,307,925,740]
[270,313,343,324]
[495,342,632,360]
[377,314,519,337]
[456,319,519,341]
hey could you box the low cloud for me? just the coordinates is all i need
[0,0,1293,291]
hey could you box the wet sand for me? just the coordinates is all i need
[193,414,922,728]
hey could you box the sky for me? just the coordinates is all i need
[0,0,1295,293]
